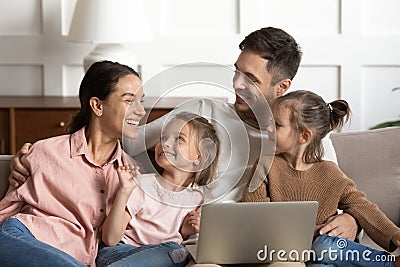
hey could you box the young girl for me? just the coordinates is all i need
[242,90,400,267]
[96,112,220,267]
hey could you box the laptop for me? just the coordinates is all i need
[186,201,318,264]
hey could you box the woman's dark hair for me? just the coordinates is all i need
[68,61,140,133]
[272,90,351,163]
[239,27,302,85]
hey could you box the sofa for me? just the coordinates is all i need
[330,126,400,255]
[0,127,399,266]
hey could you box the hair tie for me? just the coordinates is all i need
[327,103,333,112]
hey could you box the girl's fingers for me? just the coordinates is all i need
[119,165,129,171]
[189,214,201,224]
[127,165,141,177]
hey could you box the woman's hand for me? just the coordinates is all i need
[9,143,32,187]
[180,210,201,239]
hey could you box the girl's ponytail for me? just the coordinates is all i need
[272,90,352,163]
[328,100,351,131]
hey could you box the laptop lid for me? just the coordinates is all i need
[190,201,318,264]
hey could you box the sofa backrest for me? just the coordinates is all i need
[0,155,12,199]
[330,127,400,250]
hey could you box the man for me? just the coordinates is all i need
[9,27,357,242]
[236,27,356,238]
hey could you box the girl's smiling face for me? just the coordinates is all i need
[155,119,200,173]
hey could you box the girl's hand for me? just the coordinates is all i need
[116,165,140,194]
[180,210,201,239]
[392,231,400,247]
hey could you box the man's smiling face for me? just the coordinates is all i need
[233,49,279,112]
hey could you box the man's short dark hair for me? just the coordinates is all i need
[239,27,302,85]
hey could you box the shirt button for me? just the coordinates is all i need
[100,189,105,193]
[100,208,104,213]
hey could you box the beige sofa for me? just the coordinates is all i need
[0,127,399,265]
[330,126,400,254]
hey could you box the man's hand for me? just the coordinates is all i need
[318,213,358,241]
[180,210,201,240]
[9,143,32,187]
[392,231,400,247]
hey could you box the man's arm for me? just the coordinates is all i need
[1,146,34,222]
[9,143,32,187]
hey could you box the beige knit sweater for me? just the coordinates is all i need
[242,154,400,252]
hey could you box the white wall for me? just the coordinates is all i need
[1,0,399,156]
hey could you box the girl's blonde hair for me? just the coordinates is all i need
[272,90,351,163]
[170,112,220,187]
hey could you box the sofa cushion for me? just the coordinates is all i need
[330,127,400,251]
[0,155,12,199]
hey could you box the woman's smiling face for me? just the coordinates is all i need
[100,74,146,139]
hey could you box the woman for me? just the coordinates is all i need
[0,61,146,267]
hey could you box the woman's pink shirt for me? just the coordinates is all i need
[0,128,127,266]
